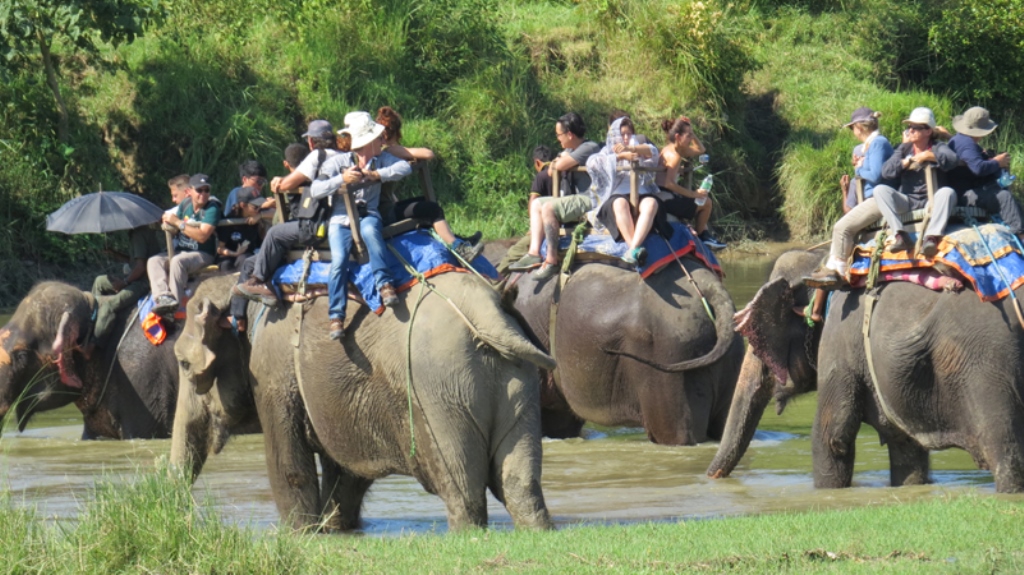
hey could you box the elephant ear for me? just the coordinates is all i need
[52,311,84,389]
[735,278,795,387]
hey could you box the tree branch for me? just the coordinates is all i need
[36,28,69,144]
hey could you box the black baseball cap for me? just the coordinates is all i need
[236,186,266,208]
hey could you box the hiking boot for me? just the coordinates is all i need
[804,268,846,290]
[459,230,483,246]
[379,283,399,308]
[533,262,560,280]
[698,230,727,251]
[622,246,648,266]
[234,277,279,307]
[921,235,941,258]
[509,254,543,272]
[328,318,345,341]
[152,295,178,315]
[887,231,911,253]
[453,240,485,263]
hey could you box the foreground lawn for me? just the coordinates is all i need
[2,470,1023,573]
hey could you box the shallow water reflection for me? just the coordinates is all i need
[0,250,1001,535]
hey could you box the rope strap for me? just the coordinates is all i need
[866,229,887,290]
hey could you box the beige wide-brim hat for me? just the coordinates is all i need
[952,106,998,137]
[339,111,385,150]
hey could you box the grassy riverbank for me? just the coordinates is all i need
[2,0,1023,305]
[1,468,1022,574]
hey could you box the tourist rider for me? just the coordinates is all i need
[311,111,412,340]
[216,186,266,271]
[655,115,726,249]
[222,160,273,216]
[234,121,339,309]
[508,112,601,279]
[375,106,483,262]
[946,106,1021,237]
[589,115,661,265]
[804,106,911,288]
[496,145,555,275]
[148,173,221,315]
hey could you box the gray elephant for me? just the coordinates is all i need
[171,272,557,531]
[707,247,1024,492]
[0,281,258,438]
[509,258,743,445]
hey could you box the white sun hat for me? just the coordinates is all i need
[339,111,385,150]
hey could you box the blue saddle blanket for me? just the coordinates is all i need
[850,223,1024,302]
[540,222,721,278]
[272,230,497,311]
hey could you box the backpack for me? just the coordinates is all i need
[292,149,332,225]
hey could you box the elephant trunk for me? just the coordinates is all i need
[169,364,212,483]
[706,348,774,478]
[604,268,737,373]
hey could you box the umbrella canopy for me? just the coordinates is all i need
[46,191,166,234]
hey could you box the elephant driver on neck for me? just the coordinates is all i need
[310,111,413,340]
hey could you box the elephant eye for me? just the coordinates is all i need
[179,359,191,373]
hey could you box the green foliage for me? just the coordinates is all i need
[928,0,1024,114]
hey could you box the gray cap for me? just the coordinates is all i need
[301,119,335,139]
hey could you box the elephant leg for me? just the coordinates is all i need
[636,370,703,446]
[420,427,490,530]
[255,386,321,530]
[318,454,374,531]
[812,371,862,489]
[886,433,930,486]
[488,426,553,530]
[540,407,585,439]
[978,412,1024,493]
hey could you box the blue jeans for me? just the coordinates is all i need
[328,214,392,320]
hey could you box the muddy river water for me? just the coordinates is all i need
[0,245,992,534]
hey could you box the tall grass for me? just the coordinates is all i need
[0,468,1023,573]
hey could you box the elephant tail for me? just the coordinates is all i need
[454,284,557,371]
[603,266,737,373]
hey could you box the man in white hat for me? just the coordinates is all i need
[947,106,1020,236]
[310,111,412,340]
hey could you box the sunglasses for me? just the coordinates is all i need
[194,187,211,194]
[906,124,931,132]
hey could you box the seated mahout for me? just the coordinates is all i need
[807,107,957,289]
[148,173,221,315]
[947,106,1022,237]
[494,145,556,275]
[222,159,273,217]
[89,224,163,351]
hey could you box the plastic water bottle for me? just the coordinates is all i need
[999,170,1016,189]
[695,175,712,206]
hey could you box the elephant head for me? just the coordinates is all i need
[0,281,93,431]
[174,276,235,395]
[707,248,826,478]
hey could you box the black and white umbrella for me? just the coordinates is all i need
[46,191,165,234]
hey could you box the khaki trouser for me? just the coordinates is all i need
[496,235,531,276]
[91,275,149,343]
[829,197,883,265]
[146,251,214,303]
[872,184,956,238]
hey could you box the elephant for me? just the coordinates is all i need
[507,255,743,445]
[707,247,1024,493]
[171,272,557,531]
[0,280,258,439]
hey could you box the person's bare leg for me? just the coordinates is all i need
[630,197,658,249]
[694,198,712,235]
[613,198,635,245]
[528,200,545,256]
[541,203,561,265]
[432,220,457,245]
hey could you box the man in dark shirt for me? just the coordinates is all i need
[216,186,266,271]
[496,146,556,276]
[90,225,163,347]
[946,106,1020,235]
